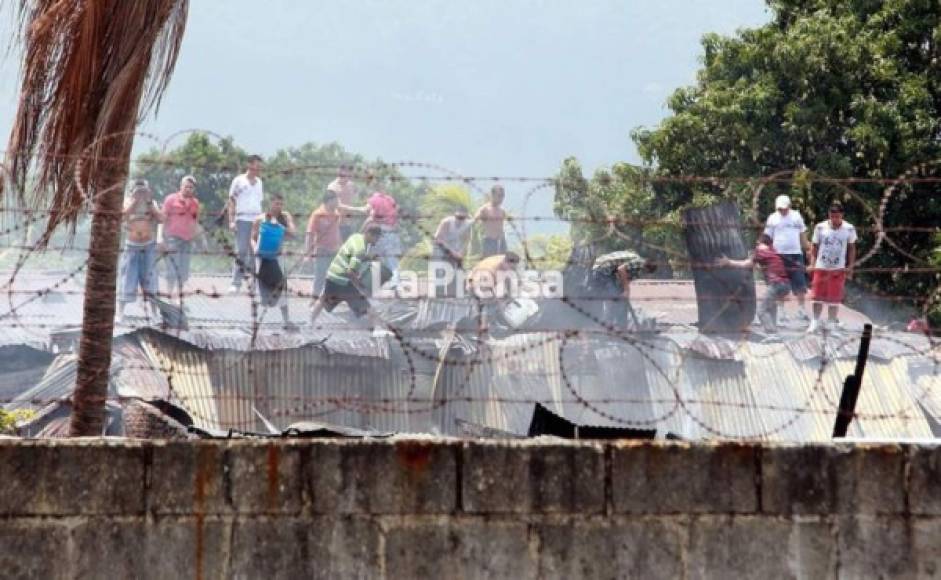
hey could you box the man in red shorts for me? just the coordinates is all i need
[807,202,857,333]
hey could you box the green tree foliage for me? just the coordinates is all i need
[401,183,476,271]
[133,135,426,270]
[560,0,941,307]
[0,409,35,435]
[134,133,248,219]
[554,158,681,275]
[522,233,573,271]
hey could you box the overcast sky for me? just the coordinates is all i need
[0,1,770,222]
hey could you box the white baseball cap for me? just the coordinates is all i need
[775,195,791,209]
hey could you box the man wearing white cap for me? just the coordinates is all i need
[763,194,811,324]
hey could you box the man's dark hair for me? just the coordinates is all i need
[643,259,658,273]
[504,251,521,264]
[758,233,773,245]
[323,190,338,204]
[271,193,284,202]
[829,201,844,213]
[247,154,263,164]
[365,224,383,237]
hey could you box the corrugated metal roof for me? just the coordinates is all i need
[427,328,940,442]
[134,329,440,434]
[1,273,938,442]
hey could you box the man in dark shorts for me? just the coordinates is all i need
[717,233,791,336]
[763,195,811,324]
[309,224,385,331]
[251,194,298,331]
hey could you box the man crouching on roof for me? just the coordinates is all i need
[309,224,390,336]
[586,250,658,329]
[465,252,521,333]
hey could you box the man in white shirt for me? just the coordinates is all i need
[764,194,811,322]
[808,201,857,332]
[227,155,264,293]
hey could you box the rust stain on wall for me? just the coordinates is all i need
[396,441,432,476]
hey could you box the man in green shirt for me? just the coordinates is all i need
[309,225,384,327]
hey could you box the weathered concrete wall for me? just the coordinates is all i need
[0,439,938,579]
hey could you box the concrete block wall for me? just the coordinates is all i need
[0,439,938,579]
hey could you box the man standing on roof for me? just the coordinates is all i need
[717,233,792,336]
[118,180,164,322]
[327,165,367,241]
[364,184,402,287]
[309,224,388,334]
[160,175,200,298]
[764,194,811,324]
[306,190,342,299]
[807,201,857,333]
[251,194,298,331]
[227,155,264,294]
[432,207,473,297]
[474,184,508,257]
[586,250,658,329]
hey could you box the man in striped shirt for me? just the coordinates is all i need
[309,225,386,332]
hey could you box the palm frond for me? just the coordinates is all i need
[4,0,189,243]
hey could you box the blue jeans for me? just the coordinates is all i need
[311,254,335,298]
[120,242,157,305]
[230,220,254,288]
[482,236,506,258]
[779,253,807,294]
[164,236,192,293]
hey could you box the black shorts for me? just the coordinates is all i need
[321,278,370,316]
[779,254,808,293]
[256,258,285,307]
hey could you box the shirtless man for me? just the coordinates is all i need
[118,180,164,321]
[474,184,508,257]
[327,165,364,240]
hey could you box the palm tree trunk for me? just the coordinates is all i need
[69,136,134,435]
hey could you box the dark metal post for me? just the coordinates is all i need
[832,324,873,438]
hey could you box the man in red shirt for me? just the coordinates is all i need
[364,187,401,287]
[717,233,791,336]
[305,190,342,298]
[160,175,201,296]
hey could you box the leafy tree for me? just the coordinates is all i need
[0,409,35,435]
[135,132,248,218]
[522,234,574,271]
[554,158,681,276]
[134,137,427,271]
[634,0,941,305]
[562,0,941,310]
[400,183,475,271]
